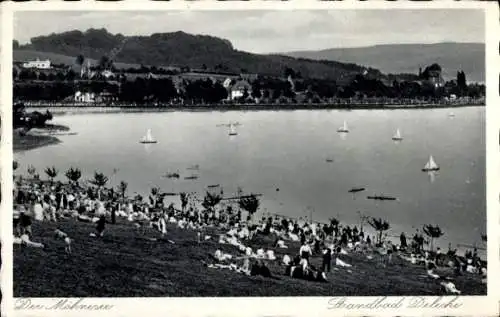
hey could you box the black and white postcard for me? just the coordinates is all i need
[1,1,499,317]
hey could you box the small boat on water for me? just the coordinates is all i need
[348,187,366,193]
[184,175,199,180]
[163,172,180,179]
[448,112,456,118]
[422,155,440,172]
[392,128,403,141]
[229,124,238,136]
[207,184,220,188]
[337,121,349,133]
[326,158,334,163]
[139,129,157,144]
[367,195,397,201]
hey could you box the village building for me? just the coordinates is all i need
[74,91,96,103]
[22,59,51,70]
[228,79,251,100]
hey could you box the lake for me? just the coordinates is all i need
[15,107,486,254]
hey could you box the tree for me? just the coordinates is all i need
[76,54,85,66]
[118,181,128,199]
[284,67,296,79]
[66,70,77,81]
[457,70,467,96]
[202,190,222,213]
[27,165,36,178]
[90,171,109,200]
[13,40,19,49]
[99,55,112,70]
[151,187,160,197]
[367,217,390,246]
[44,166,58,184]
[238,194,260,222]
[329,217,339,227]
[13,160,18,171]
[65,167,82,186]
[180,192,189,212]
[422,224,444,252]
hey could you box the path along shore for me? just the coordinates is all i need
[23,100,484,115]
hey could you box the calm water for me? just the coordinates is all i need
[15,107,486,253]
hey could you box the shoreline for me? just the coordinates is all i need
[13,124,69,152]
[23,102,484,114]
[13,133,61,153]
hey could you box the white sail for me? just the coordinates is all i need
[424,155,439,170]
[338,120,349,132]
[393,129,402,140]
[141,129,156,143]
[229,124,237,135]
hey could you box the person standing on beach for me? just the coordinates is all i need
[400,232,407,251]
[299,241,312,272]
[19,207,33,236]
[322,246,332,273]
[366,235,371,246]
[95,215,106,237]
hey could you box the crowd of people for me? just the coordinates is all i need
[12,176,487,294]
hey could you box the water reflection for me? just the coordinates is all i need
[427,171,437,183]
[338,132,348,140]
[143,143,153,155]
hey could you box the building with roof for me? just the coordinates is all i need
[22,59,51,70]
[229,79,251,100]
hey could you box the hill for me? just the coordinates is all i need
[14,28,381,82]
[285,43,485,83]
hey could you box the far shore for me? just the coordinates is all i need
[23,101,484,115]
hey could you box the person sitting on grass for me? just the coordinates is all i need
[14,231,44,249]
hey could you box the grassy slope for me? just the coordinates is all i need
[13,219,485,297]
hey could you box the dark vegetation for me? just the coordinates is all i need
[17,28,371,80]
[13,29,485,105]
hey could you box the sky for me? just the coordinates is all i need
[14,10,485,53]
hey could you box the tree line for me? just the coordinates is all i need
[13,64,485,104]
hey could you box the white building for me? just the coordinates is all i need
[74,91,95,103]
[229,80,251,100]
[22,59,51,69]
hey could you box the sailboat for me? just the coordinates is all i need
[392,128,403,141]
[228,124,238,136]
[337,121,349,133]
[422,155,440,172]
[139,129,157,144]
